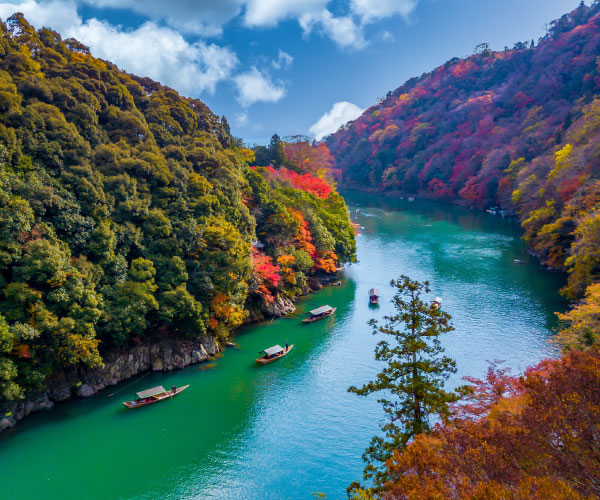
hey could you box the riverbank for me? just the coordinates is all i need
[0,334,220,432]
[0,272,340,432]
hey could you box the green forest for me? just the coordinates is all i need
[0,14,355,402]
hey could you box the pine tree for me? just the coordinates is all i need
[348,275,462,491]
[268,133,285,166]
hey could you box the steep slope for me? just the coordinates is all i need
[0,14,355,405]
[327,2,600,298]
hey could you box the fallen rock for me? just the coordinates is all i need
[76,384,95,398]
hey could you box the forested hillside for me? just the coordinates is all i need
[327,2,600,300]
[0,14,355,402]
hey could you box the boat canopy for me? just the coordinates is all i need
[261,345,284,356]
[136,386,166,399]
[369,288,379,297]
[309,305,332,316]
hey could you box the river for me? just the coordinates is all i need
[0,191,565,500]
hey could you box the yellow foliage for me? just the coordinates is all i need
[554,282,600,350]
[239,148,255,163]
[549,143,573,180]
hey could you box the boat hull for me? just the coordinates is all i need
[302,307,337,323]
[122,384,190,409]
[255,345,294,364]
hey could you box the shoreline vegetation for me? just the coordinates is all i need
[0,14,355,431]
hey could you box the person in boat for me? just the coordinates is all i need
[285,342,289,351]
[172,385,176,394]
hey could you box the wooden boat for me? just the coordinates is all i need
[431,297,442,310]
[256,344,293,364]
[302,305,336,323]
[369,288,379,305]
[122,384,189,409]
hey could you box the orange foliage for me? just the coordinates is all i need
[313,250,338,273]
[289,209,317,257]
[385,350,600,499]
[276,254,296,284]
[283,141,334,177]
[13,344,31,359]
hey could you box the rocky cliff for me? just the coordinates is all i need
[0,335,219,431]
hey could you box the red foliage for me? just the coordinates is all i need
[260,166,333,198]
[250,247,280,303]
[427,178,453,199]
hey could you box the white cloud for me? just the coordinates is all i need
[350,0,417,23]
[0,0,238,96]
[80,0,243,36]
[244,0,327,27]
[245,0,418,49]
[300,10,365,49]
[309,101,364,140]
[234,67,285,106]
[0,0,78,34]
[0,0,419,54]
[272,49,293,69]
[72,20,239,95]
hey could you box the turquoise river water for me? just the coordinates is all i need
[0,191,566,500]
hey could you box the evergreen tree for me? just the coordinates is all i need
[348,275,462,491]
[268,133,285,166]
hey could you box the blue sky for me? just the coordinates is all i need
[0,0,583,144]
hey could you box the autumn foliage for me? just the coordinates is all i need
[283,140,335,178]
[262,166,333,199]
[383,349,600,500]
[327,2,600,300]
[250,248,280,304]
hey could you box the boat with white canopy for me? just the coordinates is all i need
[256,344,293,364]
[302,305,336,323]
[122,384,189,409]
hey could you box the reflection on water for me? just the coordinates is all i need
[0,191,565,500]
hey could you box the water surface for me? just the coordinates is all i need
[0,191,565,499]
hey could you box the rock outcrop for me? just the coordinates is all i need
[0,335,219,432]
[260,295,296,317]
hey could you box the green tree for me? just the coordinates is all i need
[102,258,158,345]
[268,133,285,166]
[348,275,461,491]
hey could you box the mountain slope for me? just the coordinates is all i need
[0,14,355,403]
[327,2,600,298]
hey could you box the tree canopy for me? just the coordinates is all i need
[0,14,355,402]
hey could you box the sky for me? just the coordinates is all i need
[0,0,584,144]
